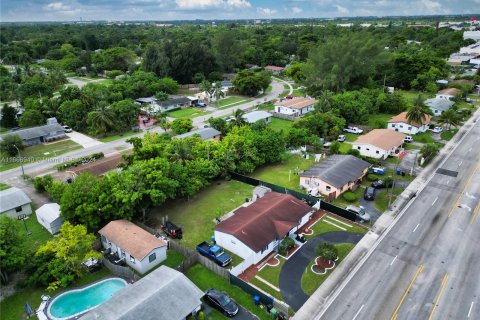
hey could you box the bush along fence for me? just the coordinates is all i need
[53,152,104,171]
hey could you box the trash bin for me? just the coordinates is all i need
[401,171,405,176]
[253,295,260,305]
[396,168,401,175]
[269,307,277,320]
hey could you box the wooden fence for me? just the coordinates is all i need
[102,258,140,282]
[271,112,297,121]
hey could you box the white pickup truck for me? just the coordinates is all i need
[343,126,363,134]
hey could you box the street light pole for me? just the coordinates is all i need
[13,144,25,177]
[388,156,400,210]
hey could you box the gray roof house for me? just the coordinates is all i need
[135,96,191,114]
[424,98,455,115]
[80,266,204,320]
[0,124,66,146]
[174,127,221,141]
[0,187,32,218]
[243,111,272,124]
[300,155,370,199]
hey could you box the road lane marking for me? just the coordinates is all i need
[448,163,480,218]
[428,273,449,320]
[390,264,424,320]
[390,255,398,266]
[459,161,463,167]
[413,224,420,233]
[470,203,480,225]
[352,304,364,320]
[432,197,438,206]
[468,301,474,318]
[469,147,473,152]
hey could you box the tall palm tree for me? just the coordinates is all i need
[168,140,192,164]
[199,80,213,102]
[406,95,430,125]
[213,81,225,107]
[316,90,334,112]
[437,108,461,129]
[231,109,246,127]
[87,102,115,135]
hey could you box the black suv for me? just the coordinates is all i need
[364,187,376,201]
[371,179,393,189]
[205,288,239,317]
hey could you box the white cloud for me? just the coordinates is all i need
[175,0,250,9]
[46,2,70,11]
[226,0,251,8]
[334,4,349,14]
[292,7,303,14]
[257,7,278,15]
[420,0,442,10]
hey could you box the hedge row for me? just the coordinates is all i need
[54,152,104,171]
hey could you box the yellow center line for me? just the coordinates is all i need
[428,273,449,320]
[448,163,480,218]
[470,203,480,225]
[390,264,425,320]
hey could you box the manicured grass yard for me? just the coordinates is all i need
[149,180,254,250]
[331,186,364,210]
[375,187,404,212]
[268,118,294,133]
[397,90,433,103]
[292,89,305,97]
[440,129,459,141]
[339,142,352,154]
[404,143,420,150]
[167,108,211,119]
[0,183,10,191]
[217,99,252,110]
[99,130,138,142]
[414,132,435,144]
[258,105,274,111]
[0,139,82,172]
[185,264,269,320]
[251,153,314,192]
[218,96,245,107]
[248,257,286,300]
[301,243,355,295]
[344,133,358,142]
[22,215,54,253]
[0,268,112,320]
[304,214,368,240]
[367,113,394,129]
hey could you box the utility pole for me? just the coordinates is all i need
[13,144,25,177]
[388,156,400,210]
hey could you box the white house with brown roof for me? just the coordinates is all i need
[436,88,462,101]
[387,112,432,135]
[265,66,284,74]
[214,192,313,266]
[274,97,316,117]
[99,220,168,274]
[352,129,406,160]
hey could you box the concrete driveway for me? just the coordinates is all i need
[279,232,364,311]
[66,132,103,148]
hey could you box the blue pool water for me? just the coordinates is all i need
[48,278,127,319]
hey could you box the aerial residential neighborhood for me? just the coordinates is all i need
[0,4,480,320]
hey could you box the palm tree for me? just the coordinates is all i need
[168,140,192,164]
[316,90,334,112]
[231,109,246,127]
[87,102,115,135]
[199,80,213,102]
[406,95,430,125]
[155,112,170,132]
[213,81,225,107]
[437,108,461,129]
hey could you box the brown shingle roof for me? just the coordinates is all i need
[276,97,317,110]
[354,129,405,151]
[214,193,312,252]
[437,88,461,96]
[99,220,167,261]
[265,66,284,72]
[388,112,432,127]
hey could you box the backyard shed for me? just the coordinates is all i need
[35,203,63,234]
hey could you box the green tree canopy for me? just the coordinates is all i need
[0,216,27,283]
[232,70,271,96]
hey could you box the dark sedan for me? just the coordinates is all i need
[371,179,393,189]
[364,187,376,201]
[205,288,239,317]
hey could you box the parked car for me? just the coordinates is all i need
[364,187,376,201]
[160,221,183,239]
[371,179,393,189]
[346,205,371,222]
[323,141,332,148]
[205,289,239,317]
[466,97,473,103]
[286,95,294,99]
[343,126,363,134]
[193,101,207,107]
[337,135,346,142]
[368,166,385,175]
[196,241,232,267]
[62,125,72,133]
[431,127,443,133]
[403,136,413,143]
[225,117,233,122]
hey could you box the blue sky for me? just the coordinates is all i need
[1,0,478,22]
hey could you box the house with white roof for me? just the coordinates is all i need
[352,129,406,160]
[0,187,32,218]
[35,203,63,234]
[242,111,272,124]
[424,98,455,115]
[388,112,432,135]
[274,97,316,117]
[173,127,221,141]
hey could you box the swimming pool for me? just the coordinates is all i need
[47,278,127,319]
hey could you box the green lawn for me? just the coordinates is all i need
[0,183,10,191]
[97,79,114,87]
[375,188,404,212]
[266,85,272,92]
[301,243,355,296]
[440,129,458,141]
[249,257,286,301]
[292,89,305,97]
[249,277,282,301]
[268,118,294,133]
[167,108,211,119]
[251,153,314,191]
[304,215,368,240]
[279,84,291,98]
[217,99,252,110]
[414,132,435,143]
[367,113,394,129]
[150,180,254,250]
[344,133,358,142]
[218,96,245,107]
[22,215,54,253]
[0,139,82,172]
[404,143,420,150]
[0,268,112,320]
[339,143,352,154]
[397,90,433,103]
[185,264,269,320]
[99,130,138,142]
[258,105,274,111]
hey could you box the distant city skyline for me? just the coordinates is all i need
[1,0,479,22]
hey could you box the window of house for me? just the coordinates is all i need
[408,126,412,130]
[305,179,310,185]
[376,151,380,154]
[261,244,269,254]
[149,253,156,263]
[121,250,125,257]
[15,206,22,213]
[130,255,135,264]
[400,125,403,128]
[326,186,331,191]
[357,146,361,150]
[366,148,370,151]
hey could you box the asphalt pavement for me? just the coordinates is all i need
[297,111,480,320]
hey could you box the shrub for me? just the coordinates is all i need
[343,191,359,202]
[347,149,360,157]
[367,174,379,181]
[54,152,104,171]
[107,70,123,79]
[278,237,295,256]
[34,175,53,192]
[316,242,338,262]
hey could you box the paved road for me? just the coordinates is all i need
[279,232,364,311]
[311,118,480,319]
[0,79,286,182]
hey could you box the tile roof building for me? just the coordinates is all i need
[352,129,406,160]
[274,97,316,117]
[387,112,432,135]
